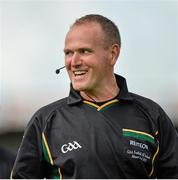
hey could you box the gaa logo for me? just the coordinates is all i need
[61,141,82,153]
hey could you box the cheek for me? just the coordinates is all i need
[64,59,72,78]
[65,58,71,70]
[94,58,107,71]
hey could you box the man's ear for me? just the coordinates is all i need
[110,44,120,66]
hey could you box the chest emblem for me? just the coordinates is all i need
[61,141,82,154]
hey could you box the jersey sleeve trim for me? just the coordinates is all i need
[148,140,160,177]
[42,132,62,179]
[42,132,54,165]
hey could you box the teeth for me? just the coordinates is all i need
[74,70,87,76]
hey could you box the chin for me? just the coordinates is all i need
[72,84,83,91]
[72,83,87,92]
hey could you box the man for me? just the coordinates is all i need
[11,14,178,178]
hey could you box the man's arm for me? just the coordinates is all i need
[155,107,178,178]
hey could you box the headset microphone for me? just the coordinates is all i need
[56,66,65,74]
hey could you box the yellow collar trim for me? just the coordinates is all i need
[97,99,119,111]
[83,99,119,111]
[83,100,100,109]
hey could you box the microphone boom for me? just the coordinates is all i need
[56,66,65,74]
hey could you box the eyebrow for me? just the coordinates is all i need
[64,47,92,52]
[63,48,71,52]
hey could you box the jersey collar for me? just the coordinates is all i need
[115,74,133,102]
[67,74,133,105]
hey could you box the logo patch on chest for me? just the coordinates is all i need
[130,139,148,150]
[126,140,151,162]
[122,128,156,163]
[61,141,82,154]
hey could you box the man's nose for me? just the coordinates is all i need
[71,52,82,66]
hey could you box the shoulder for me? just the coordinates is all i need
[130,92,159,109]
[129,92,166,121]
[129,92,175,128]
[36,97,68,116]
[26,97,68,130]
[130,93,161,111]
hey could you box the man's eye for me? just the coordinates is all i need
[79,49,91,54]
[65,51,73,56]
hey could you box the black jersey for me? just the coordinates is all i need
[11,74,178,179]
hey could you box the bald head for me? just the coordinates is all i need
[70,14,121,49]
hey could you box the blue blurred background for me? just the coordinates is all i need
[0,0,177,151]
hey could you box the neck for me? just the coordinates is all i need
[80,76,120,102]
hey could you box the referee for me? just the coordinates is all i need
[11,14,178,179]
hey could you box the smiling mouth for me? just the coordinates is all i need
[73,70,88,76]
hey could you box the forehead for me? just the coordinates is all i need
[70,21,102,32]
[64,22,105,48]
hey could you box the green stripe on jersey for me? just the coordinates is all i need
[42,137,51,164]
[123,130,155,145]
